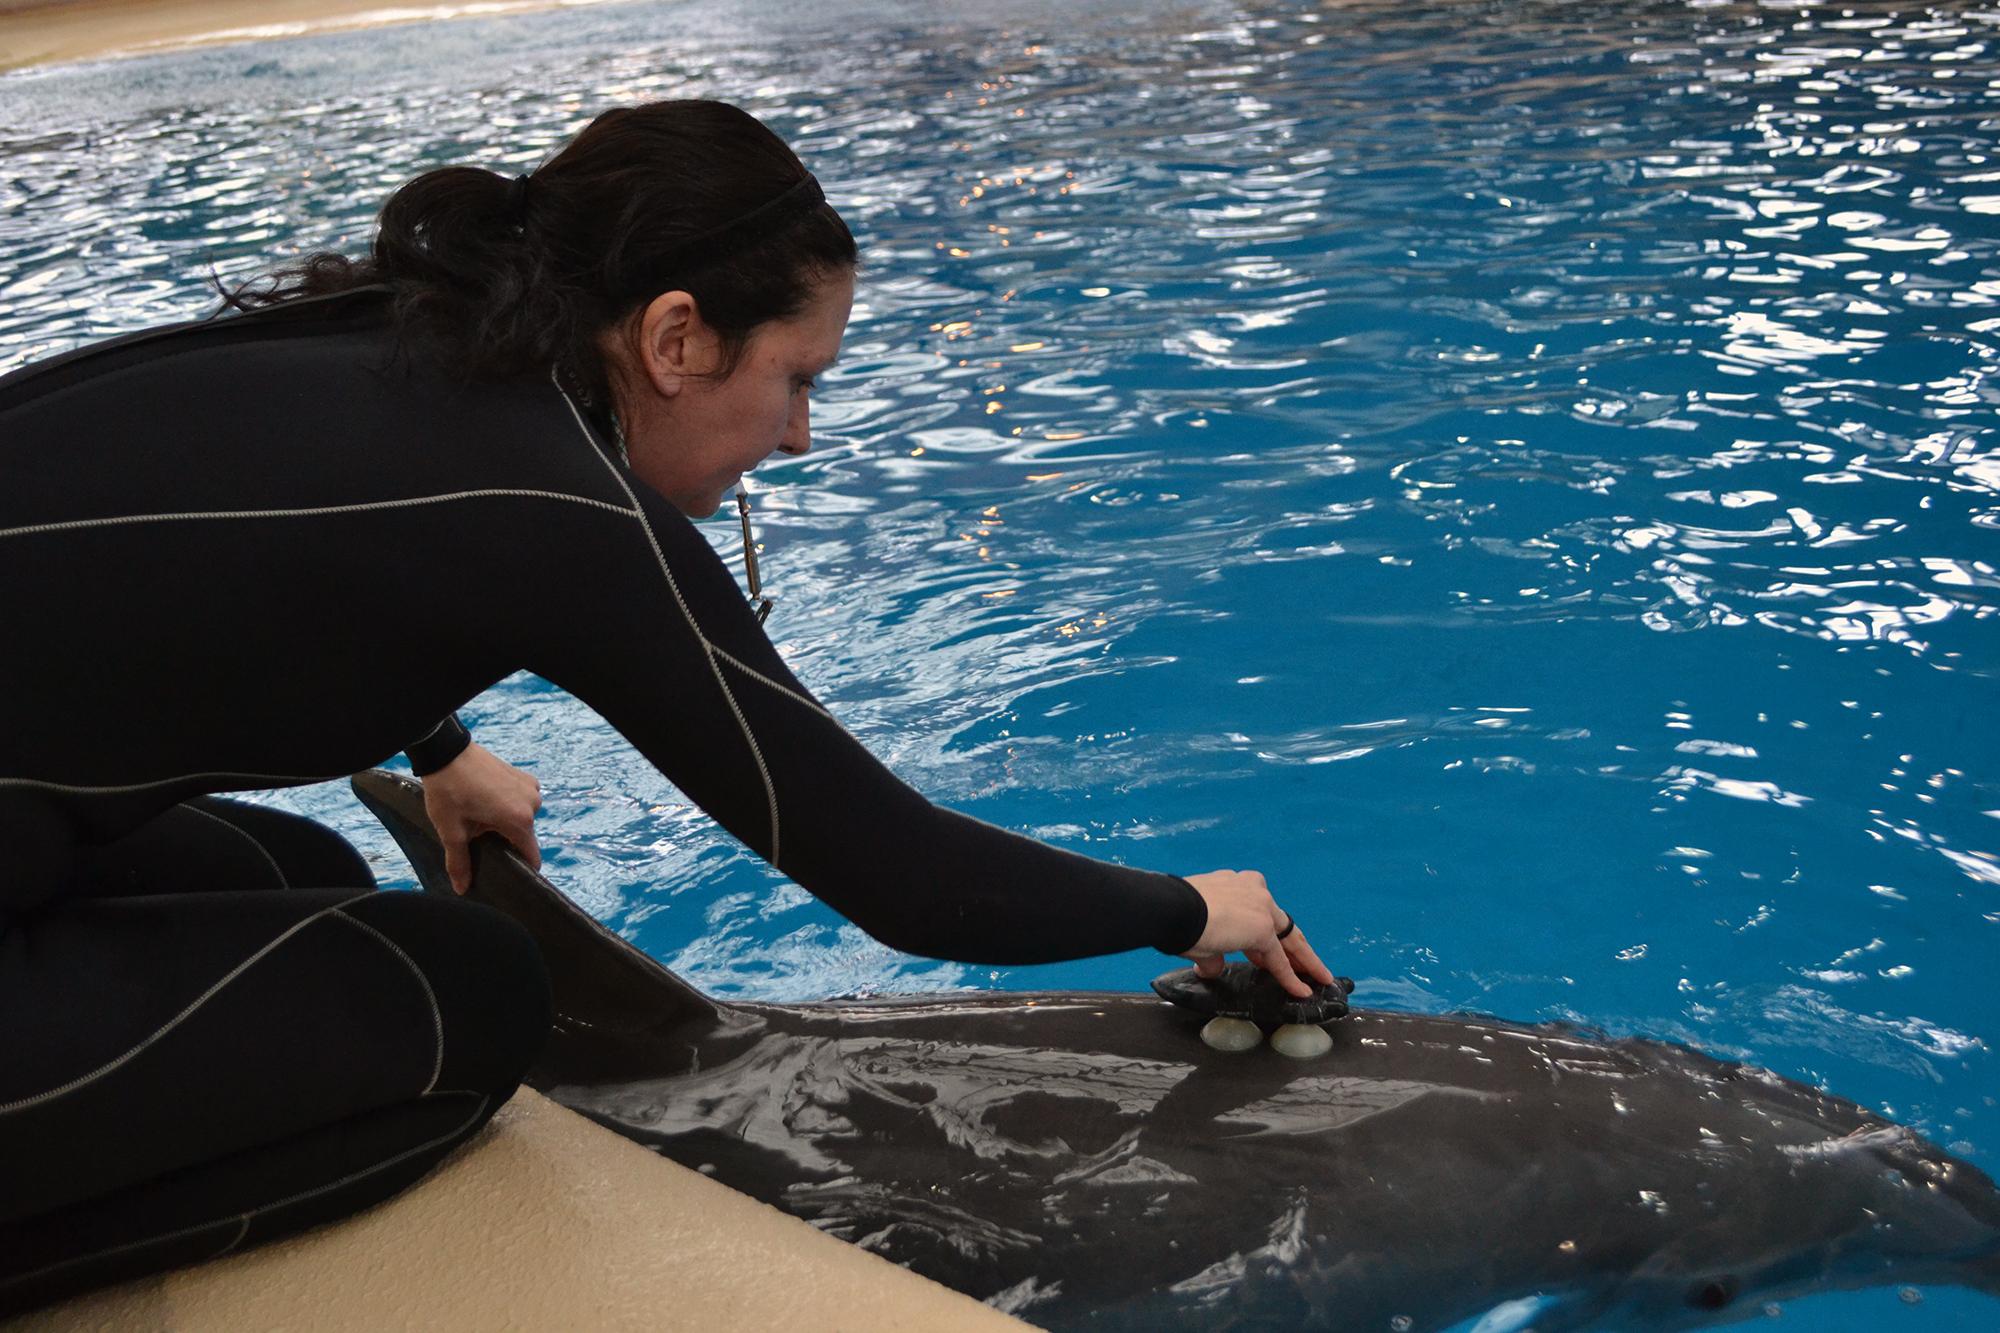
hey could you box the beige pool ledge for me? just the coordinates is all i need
[0,0,646,73]
[7,1089,1030,1332]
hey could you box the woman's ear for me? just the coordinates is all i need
[635,290,710,397]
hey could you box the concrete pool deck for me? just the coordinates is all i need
[3,1089,1030,1331]
[0,0,644,72]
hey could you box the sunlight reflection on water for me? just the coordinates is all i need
[3,11,1997,1323]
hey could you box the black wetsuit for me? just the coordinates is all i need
[0,288,1205,1311]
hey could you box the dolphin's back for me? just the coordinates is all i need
[353,769,2000,1331]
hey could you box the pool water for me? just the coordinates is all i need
[3,0,1996,1325]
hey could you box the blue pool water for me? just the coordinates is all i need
[3,0,1996,1324]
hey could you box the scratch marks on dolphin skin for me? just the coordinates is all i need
[1052,1131,1199,1188]
[791,1177,1042,1262]
[1215,1077,1503,1140]
[545,1039,858,1176]
[564,1035,1203,1179]
[1781,1124,1924,1161]
[836,1039,1198,1158]
[988,1275,1065,1318]
[1494,1028,1607,1052]
[1167,1192,1312,1304]
[1078,1155,1200,1187]
[1464,1293,1568,1333]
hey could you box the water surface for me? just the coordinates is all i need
[3,1,1996,1324]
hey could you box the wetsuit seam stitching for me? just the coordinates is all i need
[408,717,450,747]
[181,802,290,890]
[0,1096,488,1294]
[249,1091,488,1217]
[0,318,373,414]
[331,911,445,1096]
[211,1215,252,1263]
[0,770,339,796]
[0,891,377,1116]
[0,489,639,542]
[697,655,781,865]
[709,648,838,721]
[551,375,784,866]
[0,1215,247,1296]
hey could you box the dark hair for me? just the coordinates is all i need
[220,100,857,399]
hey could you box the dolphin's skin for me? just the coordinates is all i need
[352,770,2000,1330]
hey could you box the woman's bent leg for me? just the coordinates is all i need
[64,797,377,898]
[0,887,551,1315]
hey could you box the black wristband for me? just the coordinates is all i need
[404,714,472,776]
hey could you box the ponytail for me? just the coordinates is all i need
[220,100,857,396]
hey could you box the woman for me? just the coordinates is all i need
[0,100,1330,1312]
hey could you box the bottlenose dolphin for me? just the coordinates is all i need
[352,770,2000,1330]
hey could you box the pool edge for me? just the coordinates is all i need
[4,1087,1033,1331]
[0,0,648,74]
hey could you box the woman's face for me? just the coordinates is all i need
[619,268,855,517]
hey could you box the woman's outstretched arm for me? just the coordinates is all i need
[531,467,1328,986]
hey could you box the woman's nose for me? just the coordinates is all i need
[778,398,812,456]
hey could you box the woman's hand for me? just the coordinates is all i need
[420,743,543,894]
[1181,869,1335,998]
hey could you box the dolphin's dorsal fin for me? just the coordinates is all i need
[350,768,724,1033]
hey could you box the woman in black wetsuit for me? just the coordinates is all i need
[0,100,1331,1313]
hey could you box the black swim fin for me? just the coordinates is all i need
[350,768,729,1041]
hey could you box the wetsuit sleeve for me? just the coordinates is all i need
[528,485,1207,967]
[404,715,472,776]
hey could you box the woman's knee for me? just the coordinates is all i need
[340,891,551,1096]
[63,800,375,897]
[189,798,376,889]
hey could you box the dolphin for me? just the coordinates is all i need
[351,769,2000,1330]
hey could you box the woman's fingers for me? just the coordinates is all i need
[497,801,543,870]
[435,817,473,895]
[421,745,544,885]
[1283,928,1336,987]
[509,779,542,868]
[1179,868,1338,999]
[439,815,539,892]
[1247,934,1313,998]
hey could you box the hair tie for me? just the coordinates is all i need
[504,173,533,225]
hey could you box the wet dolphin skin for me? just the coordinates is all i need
[354,770,2000,1331]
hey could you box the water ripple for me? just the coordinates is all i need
[4,4,1997,1284]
